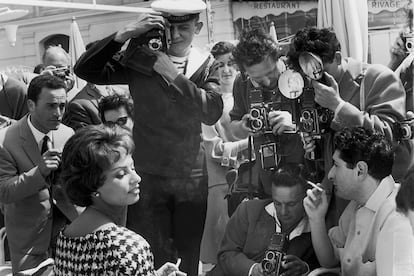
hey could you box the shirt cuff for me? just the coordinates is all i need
[248,263,258,276]
[333,100,346,120]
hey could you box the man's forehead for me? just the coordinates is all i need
[332,150,344,163]
[38,87,67,100]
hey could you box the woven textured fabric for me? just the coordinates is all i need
[53,224,155,276]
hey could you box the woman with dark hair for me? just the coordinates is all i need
[53,124,185,276]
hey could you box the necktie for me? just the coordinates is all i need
[41,135,52,155]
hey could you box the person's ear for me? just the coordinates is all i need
[194,21,203,34]
[356,161,368,179]
[334,51,342,65]
[27,99,35,113]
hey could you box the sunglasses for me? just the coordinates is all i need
[107,116,128,126]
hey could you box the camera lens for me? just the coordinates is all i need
[250,119,263,131]
[148,38,162,51]
[250,108,261,119]
[319,112,329,123]
[302,110,311,120]
[300,120,314,133]
[262,259,275,272]
[406,38,414,52]
[266,251,275,259]
[401,125,412,139]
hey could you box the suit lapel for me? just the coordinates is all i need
[86,85,104,109]
[19,117,41,166]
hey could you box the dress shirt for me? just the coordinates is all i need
[328,176,414,276]
[27,115,54,151]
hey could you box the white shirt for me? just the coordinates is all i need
[27,115,54,151]
[329,176,414,276]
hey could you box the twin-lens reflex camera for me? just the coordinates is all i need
[404,31,414,53]
[248,61,333,170]
[261,233,287,276]
[394,118,414,141]
[248,86,282,171]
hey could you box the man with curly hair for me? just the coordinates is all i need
[304,127,414,276]
[229,28,306,197]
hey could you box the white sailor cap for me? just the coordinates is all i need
[151,0,206,22]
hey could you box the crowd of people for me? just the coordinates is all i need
[0,0,413,275]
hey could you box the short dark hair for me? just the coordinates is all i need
[233,28,281,71]
[333,127,394,181]
[288,27,341,71]
[211,41,235,58]
[99,94,134,123]
[271,163,310,192]
[60,124,135,207]
[396,170,414,214]
[33,64,45,74]
[27,74,67,102]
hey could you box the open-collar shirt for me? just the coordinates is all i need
[328,176,414,276]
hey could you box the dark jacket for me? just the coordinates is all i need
[74,33,223,177]
[213,199,319,276]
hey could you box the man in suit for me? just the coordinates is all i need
[62,82,107,130]
[0,73,28,127]
[62,82,129,130]
[62,41,129,131]
[0,74,78,273]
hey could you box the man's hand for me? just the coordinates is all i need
[41,66,75,91]
[156,262,186,276]
[268,110,295,135]
[281,255,309,276]
[303,186,329,222]
[153,51,180,82]
[251,263,264,276]
[38,149,62,178]
[311,72,344,111]
[114,12,165,43]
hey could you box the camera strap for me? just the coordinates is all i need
[247,135,254,199]
[354,66,368,112]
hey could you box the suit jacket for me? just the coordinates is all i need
[0,74,28,121]
[62,83,103,130]
[0,115,75,273]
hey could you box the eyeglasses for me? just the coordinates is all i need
[107,116,128,126]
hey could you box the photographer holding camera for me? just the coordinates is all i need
[288,27,407,219]
[42,46,78,100]
[73,0,223,274]
[229,29,306,197]
[210,163,319,276]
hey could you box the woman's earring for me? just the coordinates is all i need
[93,191,100,198]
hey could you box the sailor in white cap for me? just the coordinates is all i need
[74,1,223,275]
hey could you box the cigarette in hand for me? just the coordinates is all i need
[307,181,324,192]
[176,258,181,269]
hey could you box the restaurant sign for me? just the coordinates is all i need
[368,0,410,13]
[232,1,317,19]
